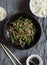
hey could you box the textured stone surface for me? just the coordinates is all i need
[0,0,47,65]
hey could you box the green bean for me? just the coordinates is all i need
[9,32,14,44]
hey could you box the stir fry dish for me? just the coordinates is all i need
[8,17,36,48]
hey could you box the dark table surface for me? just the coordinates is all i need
[0,0,47,65]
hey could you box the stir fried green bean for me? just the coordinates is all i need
[8,17,36,48]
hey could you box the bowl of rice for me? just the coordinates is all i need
[29,0,47,17]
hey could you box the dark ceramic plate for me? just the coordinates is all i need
[4,13,41,50]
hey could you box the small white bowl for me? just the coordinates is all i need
[0,7,7,21]
[26,54,43,65]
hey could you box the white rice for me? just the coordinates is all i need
[29,0,47,17]
[0,7,6,21]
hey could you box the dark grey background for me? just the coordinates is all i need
[0,0,47,65]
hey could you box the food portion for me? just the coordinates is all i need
[0,7,6,21]
[30,0,47,17]
[8,17,36,48]
[29,57,39,65]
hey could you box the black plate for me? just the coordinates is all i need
[4,13,41,50]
